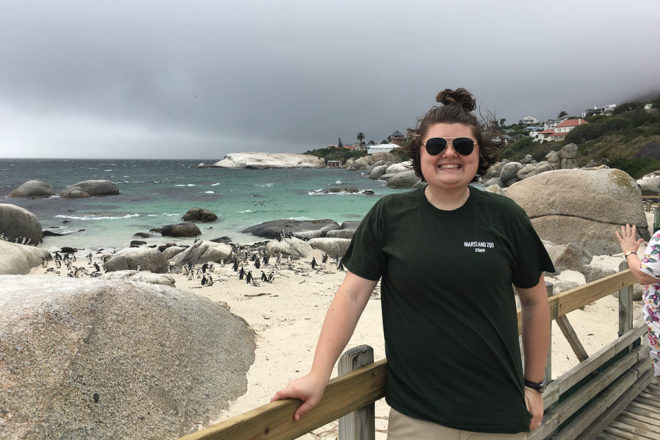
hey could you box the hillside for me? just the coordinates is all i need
[499,97,660,178]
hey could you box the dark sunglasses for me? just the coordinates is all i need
[424,137,477,156]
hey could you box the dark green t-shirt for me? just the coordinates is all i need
[342,185,554,433]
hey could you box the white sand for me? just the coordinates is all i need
[28,210,654,439]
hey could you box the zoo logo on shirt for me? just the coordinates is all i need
[464,241,495,253]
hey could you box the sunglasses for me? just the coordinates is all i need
[424,137,477,156]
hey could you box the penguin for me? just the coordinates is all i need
[311,257,317,269]
[239,267,245,280]
[245,271,253,284]
[201,262,209,273]
[261,271,267,282]
[262,255,269,266]
[267,271,274,282]
[322,253,328,263]
[337,260,345,271]
[232,259,239,272]
[93,262,101,272]
[254,258,261,269]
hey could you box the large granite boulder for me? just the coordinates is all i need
[168,240,233,267]
[8,180,55,198]
[182,208,218,223]
[637,171,660,195]
[0,241,51,275]
[242,219,340,239]
[386,170,420,188]
[102,270,176,286]
[103,247,169,273]
[308,238,352,259]
[368,165,389,180]
[211,153,325,169]
[161,223,201,237]
[345,156,373,170]
[0,204,43,244]
[60,180,119,198]
[0,276,254,440]
[506,169,649,255]
[543,241,593,273]
[265,237,313,259]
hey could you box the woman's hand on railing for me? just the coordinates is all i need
[271,372,328,421]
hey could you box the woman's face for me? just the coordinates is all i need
[420,123,479,191]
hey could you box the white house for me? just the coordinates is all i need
[521,116,539,125]
[534,118,588,143]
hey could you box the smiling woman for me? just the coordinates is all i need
[272,87,555,438]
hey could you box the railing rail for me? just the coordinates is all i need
[179,268,649,440]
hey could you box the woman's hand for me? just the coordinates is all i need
[271,372,328,421]
[615,224,644,254]
[525,387,544,431]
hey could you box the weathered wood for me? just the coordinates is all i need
[573,361,653,440]
[618,261,634,337]
[532,351,648,440]
[615,416,660,435]
[556,315,589,362]
[338,345,375,440]
[545,282,553,382]
[543,324,647,408]
[517,270,637,333]
[603,426,650,440]
[624,408,660,427]
[178,359,387,440]
[620,410,660,428]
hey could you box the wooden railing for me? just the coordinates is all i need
[179,266,652,440]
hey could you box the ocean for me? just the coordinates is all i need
[0,159,406,250]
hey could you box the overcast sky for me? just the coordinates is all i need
[1,0,659,159]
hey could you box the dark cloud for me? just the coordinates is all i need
[1,0,659,158]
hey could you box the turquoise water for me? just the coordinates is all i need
[0,159,405,249]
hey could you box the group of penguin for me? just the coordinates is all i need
[41,251,102,278]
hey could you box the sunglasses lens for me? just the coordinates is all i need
[425,138,448,156]
[452,138,475,156]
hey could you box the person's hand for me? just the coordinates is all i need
[271,372,328,421]
[525,387,544,431]
[615,224,644,255]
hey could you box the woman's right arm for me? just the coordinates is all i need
[616,224,658,285]
[271,270,378,420]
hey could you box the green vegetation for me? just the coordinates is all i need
[499,97,660,178]
[304,146,368,162]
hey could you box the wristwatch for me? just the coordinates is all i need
[624,251,636,258]
[524,378,546,393]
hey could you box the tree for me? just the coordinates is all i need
[499,118,507,127]
[558,110,568,118]
[337,138,343,148]
[356,132,365,148]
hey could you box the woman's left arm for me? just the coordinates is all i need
[515,274,550,432]
[616,224,658,285]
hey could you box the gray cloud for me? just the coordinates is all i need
[1,0,659,158]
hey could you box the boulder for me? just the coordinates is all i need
[182,208,218,223]
[637,171,660,195]
[161,245,188,260]
[168,240,233,267]
[8,180,55,198]
[326,229,356,239]
[545,151,561,168]
[60,180,119,198]
[0,276,254,440]
[506,169,649,255]
[560,143,579,159]
[308,238,352,259]
[242,219,340,239]
[544,241,593,273]
[561,158,578,169]
[103,247,168,273]
[210,153,325,169]
[346,156,373,170]
[482,184,505,195]
[161,223,201,237]
[582,264,617,284]
[500,162,523,184]
[371,151,401,163]
[102,270,176,286]
[386,170,421,188]
[483,161,508,180]
[0,241,51,275]
[0,204,43,244]
[368,165,389,180]
[482,177,504,188]
[265,237,313,259]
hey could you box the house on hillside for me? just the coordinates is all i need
[388,130,405,145]
[533,118,588,143]
[521,116,539,125]
[368,143,397,155]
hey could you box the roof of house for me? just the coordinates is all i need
[539,129,555,134]
[390,130,404,137]
[555,118,588,128]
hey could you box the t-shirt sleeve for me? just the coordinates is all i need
[341,199,386,281]
[640,230,660,279]
[510,205,555,289]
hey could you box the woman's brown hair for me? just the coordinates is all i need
[406,88,502,181]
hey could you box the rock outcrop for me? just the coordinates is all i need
[506,169,649,255]
[161,223,202,237]
[242,219,340,239]
[211,153,325,169]
[168,240,233,267]
[182,208,218,222]
[308,238,352,259]
[0,276,254,440]
[0,241,51,275]
[0,204,43,244]
[60,180,120,198]
[103,247,169,273]
[8,180,55,198]
[265,237,313,259]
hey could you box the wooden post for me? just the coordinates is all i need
[618,260,633,338]
[544,282,553,383]
[338,345,375,440]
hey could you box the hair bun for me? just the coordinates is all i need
[435,88,476,112]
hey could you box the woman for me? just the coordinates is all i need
[616,224,660,387]
[272,88,555,438]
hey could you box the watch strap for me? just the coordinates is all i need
[524,378,546,392]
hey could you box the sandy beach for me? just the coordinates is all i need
[27,214,651,440]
